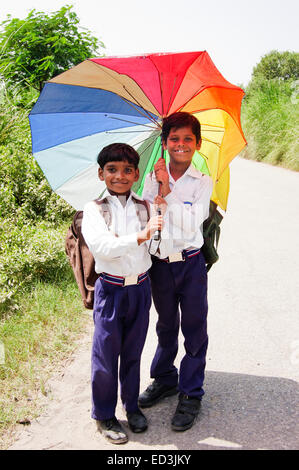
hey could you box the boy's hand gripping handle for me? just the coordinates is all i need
[153,141,165,242]
[153,182,162,241]
[153,207,162,241]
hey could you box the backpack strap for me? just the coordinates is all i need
[94,196,150,231]
[132,197,150,230]
[202,201,223,272]
[93,197,112,228]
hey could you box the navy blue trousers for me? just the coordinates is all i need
[91,276,151,420]
[149,251,208,399]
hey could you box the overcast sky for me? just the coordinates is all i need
[1,0,298,86]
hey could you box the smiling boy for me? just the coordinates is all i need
[82,143,163,444]
[98,151,139,198]
[139,112,213,432]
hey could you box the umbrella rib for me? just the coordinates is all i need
[160,72,164,117]
[175,87,206,113]
[90,61,160,126]
[134,131,160,148]
[200,123,225,134]
[165,75,178,116]
[106,130,157,134]
[201,122,225,128]
[121,87,161,127]
[137,134,160,157]
[202,137,221,147]
[201,122,225,131]
[198,150,210,161]
[108,115,157,129]
[115,94,157,125]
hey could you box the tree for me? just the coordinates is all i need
[252,50,299,82]
[0,5,105,92]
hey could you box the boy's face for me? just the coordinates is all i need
[163,126,201,166]
[98,160,139,195]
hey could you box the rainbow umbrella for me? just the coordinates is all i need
[29,51,246,210]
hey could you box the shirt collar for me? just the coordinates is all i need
[98,188,144,202]
[167,162,204,181]
[98,187,111,201]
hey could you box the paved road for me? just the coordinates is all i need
[9,157,299,450]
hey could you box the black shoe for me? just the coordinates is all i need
[171,394,201,432]
[138,380,178,408]
[97,417,128,444]
[126,409,148,433]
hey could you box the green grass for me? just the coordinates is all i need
[0,272,90,449]
[241,78,299,171]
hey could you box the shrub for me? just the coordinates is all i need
[241,78,299,171]
[0,220,71,310]
[0,86,74,223]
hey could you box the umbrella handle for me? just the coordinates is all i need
[153,140,164,241]
[153,182,162,241]
[153,207,162,241]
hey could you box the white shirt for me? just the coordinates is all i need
[143,163,213,258]
[82,189,152,276]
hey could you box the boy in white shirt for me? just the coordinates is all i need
[138,112,213,432]
[82,143,163,444]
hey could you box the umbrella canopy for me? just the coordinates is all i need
[29,51,246,210]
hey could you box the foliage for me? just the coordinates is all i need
[241,62,299,171]
[0,86,74,223]
[0,4,104,91]
[0,83,74,310]
[0,143,74,223]
[251,50,299,83]
[0,220,71,308]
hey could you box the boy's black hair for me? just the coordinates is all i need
[161,112,201,143]
[97,143,140,169]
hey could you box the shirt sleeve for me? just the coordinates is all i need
[164,175,213,236]
[82,201,138,259]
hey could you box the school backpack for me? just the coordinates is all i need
[65,197,150,310]
[202,201,223,272]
